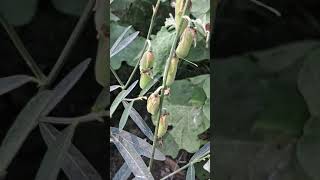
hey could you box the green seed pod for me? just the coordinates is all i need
[139,51,154,72]
[176,27,196,59]
[166,56,179,87]
[139,71,152,89]
[157,114,168,138]
[175,0,191,35]
[147,93,160,115]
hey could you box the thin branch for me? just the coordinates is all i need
[110,67,124,87]
[0,14,46,83]
[123,0,162,89]
[40,111,109,124]
[148,0,191,170]
[45,0,95,87]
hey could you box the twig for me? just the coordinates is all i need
[45,0,95,87]
[0,14,46,83]
[111,67,124,87]
[148,0,191,170]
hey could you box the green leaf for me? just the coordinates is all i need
[185,39,209,62]
[119,101,134,130]
[42,58,91,115]
[190,142,210,161]
[111,127,165,161]
[110,23,145,69]
[186,165,195,180]
[251,41,320,72]
[112,163,131,180]
[0,0,38,25]
[110,80,138,117]
[297,117,320,180]
[111,130,154,180]
[123,101,154,141]
[155,75,210,157]
[191,0,210,24]
[298,50,320,117]
[189,87,207,106]
[0,75,34,96]
[51,0,88,16]
[35,123,77,180]
[39,123,102,180]
[0,90,53,173]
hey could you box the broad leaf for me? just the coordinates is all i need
[0,90,53,173]
[0,75,34,96]
[35,123,77,180]
[111,132,154,180]
[111,127,165,161]
[39,123,102,180]
[123,101,154,141]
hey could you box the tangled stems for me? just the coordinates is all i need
[148,0,192,171]
[123,0,161,89]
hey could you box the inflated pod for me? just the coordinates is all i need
[139,51,154,72]
[175,0,191,35]
[175,27,196,59]
[165,56,179,87]
[139,71,152,89]
[147,93,160,115]
[157,114,168,138]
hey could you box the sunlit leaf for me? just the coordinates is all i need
[110,25,132,54]
[186,165,195,180]
[112,163,131,180]
[111,131,154,180]
[119,101,134,130]
[111,31,140,58]
[0,75,34,96]
[0,91,53,173]
[203,160,210,172]
[110,80,138,117]
[123,101,154,141]
[39,123,102,180]
[190,142,210,161]
[42,58,91,115]
[111,127,165,160]
[110,85,122,92]
[35,123,77,180]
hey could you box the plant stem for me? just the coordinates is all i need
[148,0,191,171]
[123,0,161,89]
[0,15,46,83]
[45,0,95,87]
[160,161,194,180]
[110,67,124,87]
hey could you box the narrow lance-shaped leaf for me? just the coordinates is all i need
[110,85,121,92]
[112,163,131,180]
[39,123,102,180]
[111,127,165,161]
[0,90,53,173]
[110,25,132,53]
[111,133,154,180]
[119,101,134,130]
[0,75,35,96]
[92,86,110,112]
[190,142,210,161]
[110,80,138,117]
[35,123,78,180]
[42,59,91,115]
[123,101,154,141]
[186,164,195,180]
[111,31,140,58]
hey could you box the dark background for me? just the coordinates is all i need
[0,0,106,179]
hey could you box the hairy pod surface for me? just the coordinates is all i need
[166,56,179,87]
[139,71,152,89]
[147,93,160,115]
[175,0,191,35]
[139,51,154,72]
[157,114,168,138]
[176,27,196,59]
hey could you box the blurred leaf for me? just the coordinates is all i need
[185,40,210,62]
[186,165,195,180]
[297,117,320,180]
[35,123,77,180]
[110,23,145,69]
[111,127,165,160]
[111,130,154,180]
[39,123,102,180]
[51,0,88,16]
[0,75,34,96]
[92,86,109,112]
[119,101,133,130]
[42,58,91,115]
[203,160,210,172]
[123,101,154,141]
[93,0,107,35]
[191,0,210,24]
[155,75,210,157]
[298,49,320,117]
[190,142,210,161]
[112,163,131,180]
[0,0,38,25]
[110,12,120,22]
[251,41,320,72]
[95,37,109,87]
[0,91,53,173]
[110,80,138,117]
[202,76,210,98]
